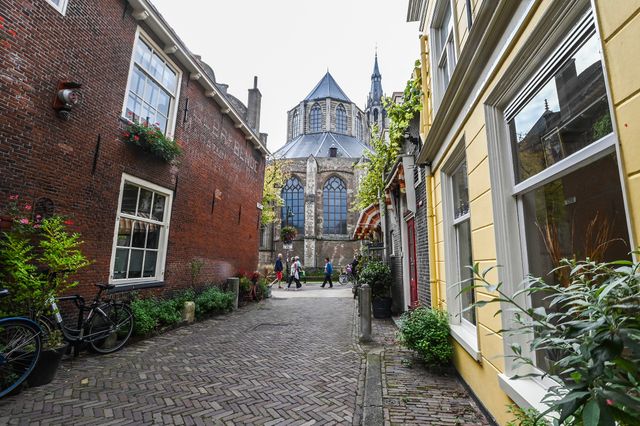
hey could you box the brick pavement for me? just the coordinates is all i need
[1,285,491,425]
[363,316,491,426]
[0,287,361,425]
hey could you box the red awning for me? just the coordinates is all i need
[353,203,381,240]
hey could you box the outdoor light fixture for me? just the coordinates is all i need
[53,81,82,120]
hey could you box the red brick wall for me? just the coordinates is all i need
[0,0,265,298]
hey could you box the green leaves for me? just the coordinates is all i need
[121,121,183,162]
[398,307,453,366]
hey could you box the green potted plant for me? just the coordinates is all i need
[0,195,92,387]
[359,260,392,318]
[280,226,297,244]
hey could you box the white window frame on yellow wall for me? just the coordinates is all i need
[441,141,480,360]
[484,3,633,411]
[430,0,457,110]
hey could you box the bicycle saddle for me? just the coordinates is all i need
[95,283,116,290]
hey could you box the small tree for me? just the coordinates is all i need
[261,158,289,225]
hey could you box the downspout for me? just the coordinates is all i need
[425,164,439,309]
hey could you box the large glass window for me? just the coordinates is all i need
[124,33,179,136]
[323,177,347,234]
[503,19,630,373]
[111,176,172,283]
[434,1,455,95]
[336,104,347,133]
[281,177,305,234]
[291,110,300,139]
[310,104,322,132]
[450,160,475,325]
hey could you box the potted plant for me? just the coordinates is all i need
[0,195,92,387]
[121,117,183,163]
[359,260,392,318]
[280,226,297,244]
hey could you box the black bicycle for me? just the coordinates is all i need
[40,283,133,355]
[0,289,42,398]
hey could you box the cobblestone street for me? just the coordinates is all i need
[1,285,490,425]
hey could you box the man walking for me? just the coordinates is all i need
[273,253,284,288]
[321,257,333,288]
[287,256,302,290]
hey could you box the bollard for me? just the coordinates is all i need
[360,283,371,342]
[182,301,195,323]
[227,277,240,310]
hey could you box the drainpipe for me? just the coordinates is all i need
[425,164,439,309]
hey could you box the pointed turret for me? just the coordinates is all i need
[365,53,386,133]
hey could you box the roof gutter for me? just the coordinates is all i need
[127,0,269,156]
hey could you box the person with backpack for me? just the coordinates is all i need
[321,257,333,288]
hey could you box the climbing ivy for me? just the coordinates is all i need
[354,61,422,211]
[260,158,289,225]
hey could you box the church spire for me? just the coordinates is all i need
[366,53,385,134]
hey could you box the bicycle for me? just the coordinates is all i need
[0,289,42,398]
[39,283,133,356]
[338,267,356,285]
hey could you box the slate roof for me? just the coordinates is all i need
[304,72,351,103]
[273,132,369,159]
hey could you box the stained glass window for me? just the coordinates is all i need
[310,103,322,132]
[323,177,347,234]
[281,177,305,234]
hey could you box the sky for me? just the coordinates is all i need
[150,0,420,153]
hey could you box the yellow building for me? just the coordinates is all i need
[407,0,640,423]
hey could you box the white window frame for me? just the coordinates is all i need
[430,0,457,109]
[109,174,173,285]
[485,7,633,411]
[121,27,182,138]
[441,142,480,360]
[45,0,68,15]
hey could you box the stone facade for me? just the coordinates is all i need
[0,0,267,299]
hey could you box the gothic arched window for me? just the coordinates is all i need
[323,176,347,235]
[291,110,300,138]
[281,177,305,234]
[373,108,379,123]
[356,114,363,140]
[310,103,322,132]
[336,104,347,133]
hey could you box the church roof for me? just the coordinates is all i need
[273,132,369,159]
[304,72,352,103]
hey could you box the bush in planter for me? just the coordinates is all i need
[121,120,183,163]
[359,260,391,299]
[470,256,640,425]
[398,307,453,366]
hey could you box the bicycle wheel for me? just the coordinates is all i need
[0,318,41,398]
[87,303,133,354]
[338,274,348,285]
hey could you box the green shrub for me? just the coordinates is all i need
[130,298,159,336]
[195,287,234,319]
[506,404,549,426]
[399,307,453,366]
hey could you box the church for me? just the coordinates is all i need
[259,56,386,270]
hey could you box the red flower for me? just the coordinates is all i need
[607,399,614,406]
[64,219,74,226]
[0,23,4,30]
[7,29,16,37]
[8,194,18,200]
[133,135,140,141]
[24,204,32,211]
[122,131,130,138]
[19,218,29,225]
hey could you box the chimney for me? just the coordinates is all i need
[247,76,262,133]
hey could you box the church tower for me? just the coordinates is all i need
[365,53,386,135]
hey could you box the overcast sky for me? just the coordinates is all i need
[150,0,420,153]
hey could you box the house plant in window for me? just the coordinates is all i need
[280,226,297,244]
[359,260,392,318]
[0,196,91,388]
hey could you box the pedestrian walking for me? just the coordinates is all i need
[250,271,260,301]
[273,253,284,288]
[287,256,302,290]
[321,257,333,288]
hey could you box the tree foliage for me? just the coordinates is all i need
[261,158,289,225]
[354,61,422,211]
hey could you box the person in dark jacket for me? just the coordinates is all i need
[273,253,284,288]
[321,257,333,288]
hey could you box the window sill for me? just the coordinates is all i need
[109,280,164,293]
[450,323,481,361]
[498,373,550,414]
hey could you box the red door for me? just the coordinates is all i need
[407,218,419,308]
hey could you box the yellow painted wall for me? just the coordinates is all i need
[595,0,640,247]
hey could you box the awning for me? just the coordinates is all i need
[353,203,381,240]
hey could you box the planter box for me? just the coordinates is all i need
[27,345,66,387]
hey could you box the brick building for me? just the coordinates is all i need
[258,61,387,270]
[0,0,268,296]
